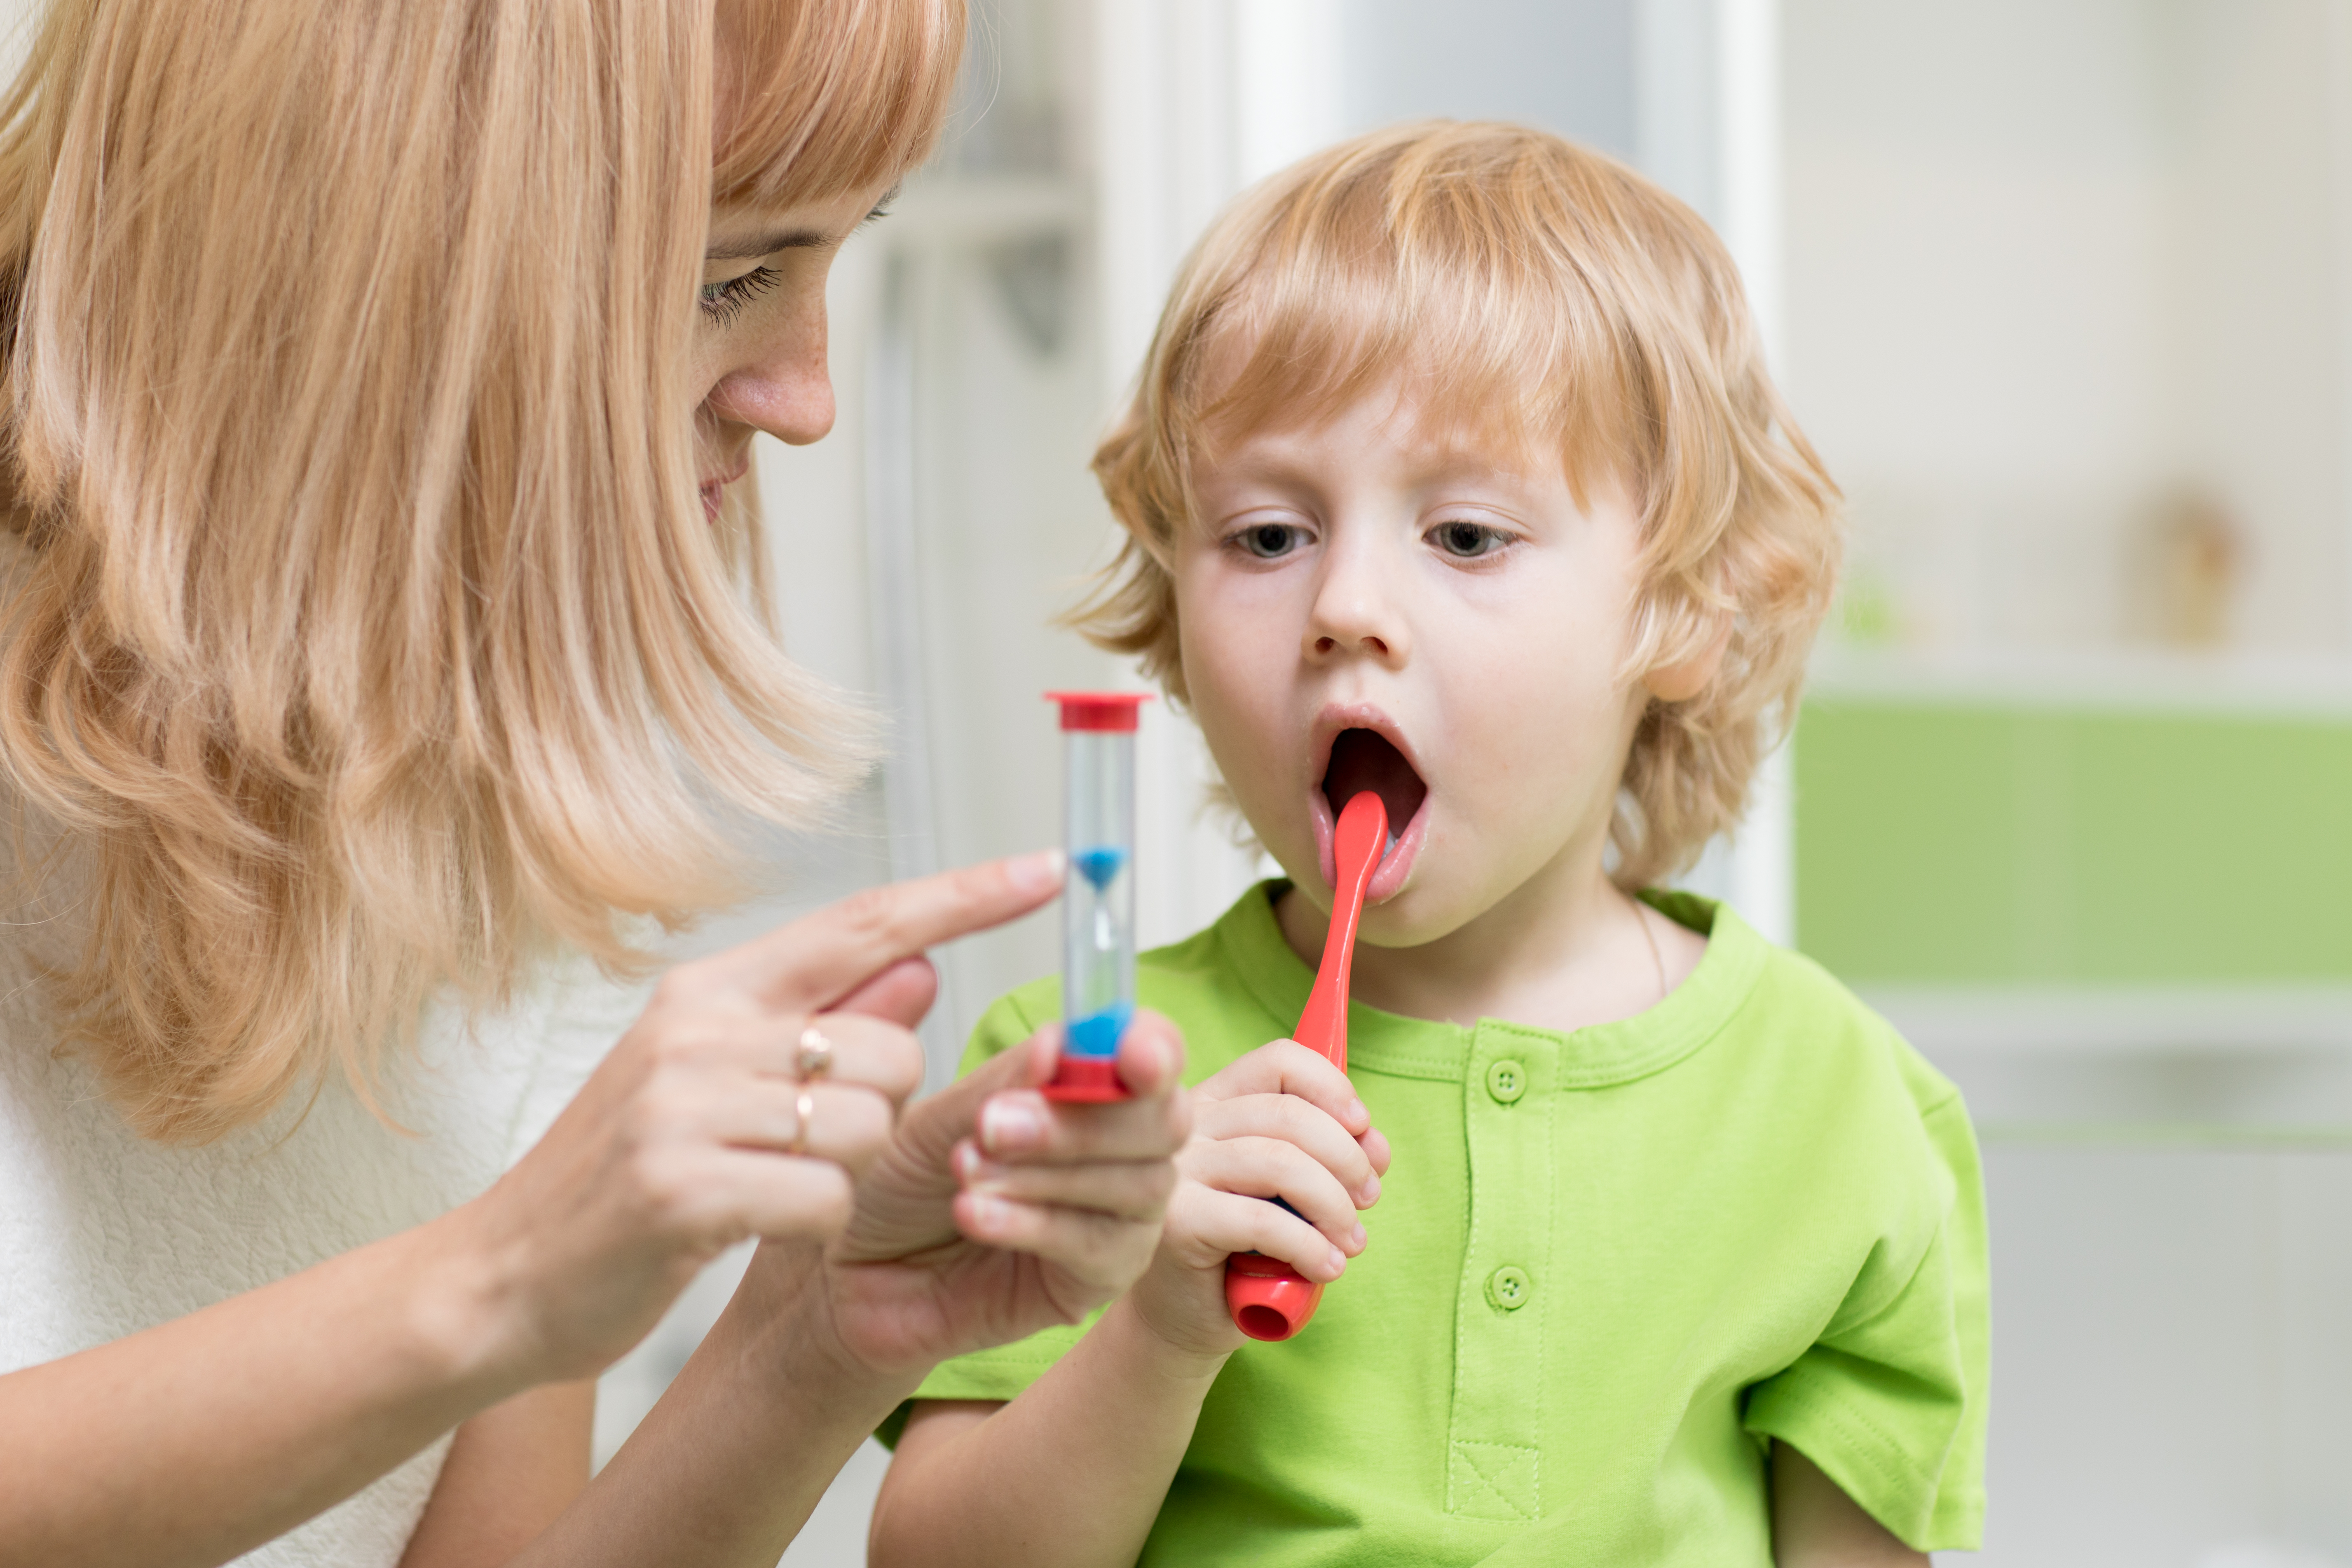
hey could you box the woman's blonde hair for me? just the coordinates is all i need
[1085,121,1841,889]
[0,0,963,1143]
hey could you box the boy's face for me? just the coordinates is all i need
[1175,381,1654,948]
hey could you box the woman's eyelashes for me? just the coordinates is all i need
[698,265,783,326]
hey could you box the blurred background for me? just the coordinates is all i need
[5,0,2325,1561]
[626,1,2352,1563]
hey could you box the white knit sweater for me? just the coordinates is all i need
[0,867,642,1564]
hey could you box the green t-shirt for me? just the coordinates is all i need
[893,883,1988,1565]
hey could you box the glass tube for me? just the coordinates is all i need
[1045,692,1143,1096]
[1062,724,1135,1060]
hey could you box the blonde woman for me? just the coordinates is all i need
[0,2,1190,1565]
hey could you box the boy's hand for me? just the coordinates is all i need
[1124,1040,1391,1359]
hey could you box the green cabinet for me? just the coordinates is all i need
[1794,695,2352,983]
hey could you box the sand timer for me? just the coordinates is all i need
[1043,691,1146,1102]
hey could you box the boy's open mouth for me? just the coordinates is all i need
[1316,727,1429,902]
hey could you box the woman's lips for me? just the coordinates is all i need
[698,457,750,521]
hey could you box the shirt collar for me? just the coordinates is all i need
[1210,879,1768,1089]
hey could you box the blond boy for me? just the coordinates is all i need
[871,122,1986,1567]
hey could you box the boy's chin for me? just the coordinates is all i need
[1362,884,1469,942]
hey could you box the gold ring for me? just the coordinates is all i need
[795,1024,835,1080]
[792,1086,816,1157]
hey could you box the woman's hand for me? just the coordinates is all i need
[798,1011,1191,1378]
[1124,1041,1389,1359]
[443,852,1064,1388]
[494,868,1189,1568]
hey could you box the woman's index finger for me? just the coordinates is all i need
[707,851,1064,1014]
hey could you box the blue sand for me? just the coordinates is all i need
[1065,1000,1134,1058]
[1073,845,1127,890]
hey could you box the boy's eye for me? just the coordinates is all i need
[1430,520,1509,559]
[1234,523,1307,560]
[698,265,783,325]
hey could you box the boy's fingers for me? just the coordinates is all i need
[1186,1189,1348,1283]
[1190,1092,1380,1204]
[1195,1041,1369,1135]
[1183,1139,1366,1252]
[696,853,1064,1015]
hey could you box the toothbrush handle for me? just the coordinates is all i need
[1225,1252,1324,1342]
[1222,792,1387,1341]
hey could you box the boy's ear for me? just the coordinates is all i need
[1644,613,1733,704]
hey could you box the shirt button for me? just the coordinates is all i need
[1485,1059,1527,1103]
[1486,1266,1532,1310]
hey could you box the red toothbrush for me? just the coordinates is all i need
[1224,789,1387,1342]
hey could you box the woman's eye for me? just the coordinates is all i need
[1431,520,1509,559]
[698,266,782,325]
[1234,523,1307,560]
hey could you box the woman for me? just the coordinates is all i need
[0,1,1188,1564]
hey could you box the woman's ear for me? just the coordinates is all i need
[1644,613,1733,704]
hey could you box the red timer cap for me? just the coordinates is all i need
[1045,691,1150,732]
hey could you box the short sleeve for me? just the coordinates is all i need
[1741,1093,1990,1552]
[878,982,1103,1447]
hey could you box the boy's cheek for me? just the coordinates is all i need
[1197,702,1316,871]
[1179,611,1301,781]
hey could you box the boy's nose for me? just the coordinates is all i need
[1304,554,1410,667]
[1313,629,1391,658]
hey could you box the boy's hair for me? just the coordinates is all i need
[1082,121,1840,889]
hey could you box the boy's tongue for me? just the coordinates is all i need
[1321,729,1426,850]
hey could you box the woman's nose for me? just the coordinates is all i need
[704,312,837,446]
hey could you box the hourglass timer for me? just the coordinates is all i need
[1042,691,1147,1102]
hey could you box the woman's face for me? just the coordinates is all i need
[690,180,895,519]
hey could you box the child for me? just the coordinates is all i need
[871,121,1986,1568]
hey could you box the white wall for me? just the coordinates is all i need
[1977,1142,2352,1566]
[1786,0,2352,656]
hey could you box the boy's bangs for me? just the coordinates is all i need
[714,0,965,207]
[1182,140,1640,494]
